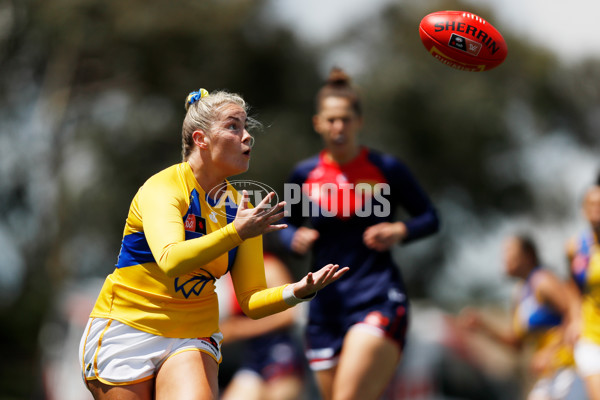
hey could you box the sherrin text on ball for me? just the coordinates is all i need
[419,11,508,71]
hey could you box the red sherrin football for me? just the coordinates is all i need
[419,11,507,71]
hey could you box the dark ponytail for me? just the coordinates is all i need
[315,67,362,116]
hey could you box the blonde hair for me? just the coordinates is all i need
[181,90,249,161]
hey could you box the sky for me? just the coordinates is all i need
[265,0,600,64]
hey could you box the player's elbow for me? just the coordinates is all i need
[245,312,262,320]
[162,266,180,279]
[240,305,263,320]
[156,254,184,278]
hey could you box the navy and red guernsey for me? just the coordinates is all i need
[280,147,439,355]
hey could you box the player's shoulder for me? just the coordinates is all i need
[141,163,187,195]
[366,147,403,166]
[364,148,411,180]
[294,153,321,170]
[145,162,180,179]
[289,154,321,181]
[530,267,557,288]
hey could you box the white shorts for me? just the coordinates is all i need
[529,368,578,400]
[79,318,223,385]
[574,338,600,377]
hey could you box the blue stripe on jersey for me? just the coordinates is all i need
[183,189,208,240]
[573,232,594,289]
[116,231,155,268]
[225,197,238,272]
[184,189,203,221]
[116,188,240,270]
[205,191,239,272]
[580,232,592,255]
[528,306,562,328]
[519,272,562,331]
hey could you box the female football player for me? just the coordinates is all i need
[78,88,348,400]
[280,68,440,400]
[566,181,600,400]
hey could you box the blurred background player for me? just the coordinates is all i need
[566,177,600,400]
[460,235,580,400]
[217,243,306,400]
[279,68,440,400]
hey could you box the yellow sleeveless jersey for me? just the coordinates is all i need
[512,269,574,373]
[90,162,290,338]
[569,231,600,343]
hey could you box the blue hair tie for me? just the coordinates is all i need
[186,88,209,108]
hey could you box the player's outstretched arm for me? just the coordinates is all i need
[290,264,349,299]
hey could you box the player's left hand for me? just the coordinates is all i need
[292,264,349,299]
[363,222,407,251]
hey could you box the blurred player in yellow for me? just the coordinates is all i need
[566,179,600,400]
[78,88,348,400]
[461,235,578,400]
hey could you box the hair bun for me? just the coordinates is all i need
[327,67,351,87]
[184,88,209,111]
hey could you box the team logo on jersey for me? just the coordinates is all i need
[184,214,207,235]
[175,271,215,298]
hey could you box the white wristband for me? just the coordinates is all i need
[283,284,316,306]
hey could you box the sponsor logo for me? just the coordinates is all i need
[433,21,501,55]
[197,336,219,353]
[448,33,482,56]
[184,214,207,235]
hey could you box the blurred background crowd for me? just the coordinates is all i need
[1,0,599,398]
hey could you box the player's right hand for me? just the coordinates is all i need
[234,190,287,240]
